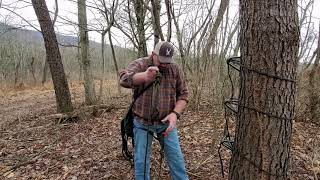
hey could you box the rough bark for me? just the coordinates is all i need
[133,0,148,56]
[78,0,97,105]
[151,0,164,46]
[32,0,73,113]
[41,0,58,85]
[229,1,299,179]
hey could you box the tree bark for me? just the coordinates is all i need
[229,1,299,179]
[78,0,97,105]
[41,0,58,86]
[133,0,148,56]
[164,0,172,42]
[32,0,73,113]
[150,0,164,46]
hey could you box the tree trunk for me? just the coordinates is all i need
[108,30,121,94]
[164,0,172,42]
[41,60,49,85]
[32,0,73,113]
[308,24,320,124]
[229,1,299,180]
[78,0,97,105]
[30,57,37,84]
[151,0,164,46]
[203,0,229,58]
[14,59,21,86]
[133,0,148,56]
[98,33,106,102]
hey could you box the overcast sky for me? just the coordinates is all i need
[0,0,319,49]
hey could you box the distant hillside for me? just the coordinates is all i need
[0,22,132,53]
[0,22,136,84]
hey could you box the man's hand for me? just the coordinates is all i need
[144,66,159,83]
[161,112,178,137]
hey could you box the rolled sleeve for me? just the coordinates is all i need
[119,59,144,89]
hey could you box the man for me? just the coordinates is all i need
[119,41,189,180]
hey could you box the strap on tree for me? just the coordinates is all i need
[218,56,295,177]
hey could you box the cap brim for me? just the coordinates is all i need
[158,56,172,63]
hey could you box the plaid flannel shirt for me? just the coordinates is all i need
[119,57,189,125]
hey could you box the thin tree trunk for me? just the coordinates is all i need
[98,33,106,102]
[41,61,49,85]
[203,0,229,58]
[30,57,37,84]
[14,59,21,86]
[164,0,172,42]
[229,1,299,179]
[32,0,73,113]
[308,24,320,124]
[78,0,97,105]
[108,30,121,94]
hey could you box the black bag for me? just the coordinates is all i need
[121,82,154,161]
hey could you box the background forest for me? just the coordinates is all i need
[0,0,319,179]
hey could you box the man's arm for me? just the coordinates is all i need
[173,99,187,115]
[119,59,159,88]
[132,66,159,86]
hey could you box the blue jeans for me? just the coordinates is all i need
[133,118,189,180]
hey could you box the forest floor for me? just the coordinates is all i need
[0,81,319,180]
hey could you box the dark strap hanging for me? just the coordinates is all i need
[121,81,155,162]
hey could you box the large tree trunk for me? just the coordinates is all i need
[133,0,148,57]
[229,1,299,179]
[32,0,73,113]
[308,24,320,125]
[78,0,97,105]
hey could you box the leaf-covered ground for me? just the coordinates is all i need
[0,82,319,179]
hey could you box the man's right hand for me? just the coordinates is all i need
[144,66,159,83]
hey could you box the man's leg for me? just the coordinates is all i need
[133,119,153,180]
[163,128,189,180]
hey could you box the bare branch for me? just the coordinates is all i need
[0,6,41,32]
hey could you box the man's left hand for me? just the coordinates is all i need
[161,112,178,137]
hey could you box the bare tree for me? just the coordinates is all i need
[229,0,299,179]
[78,0,97,105]
[308,23,320,124]
[164,0,172,42]
[31,0,73,113]
[134,0,148,56]
[94,0,120,100]
[150,0,164,46]
[42,0,59,85]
